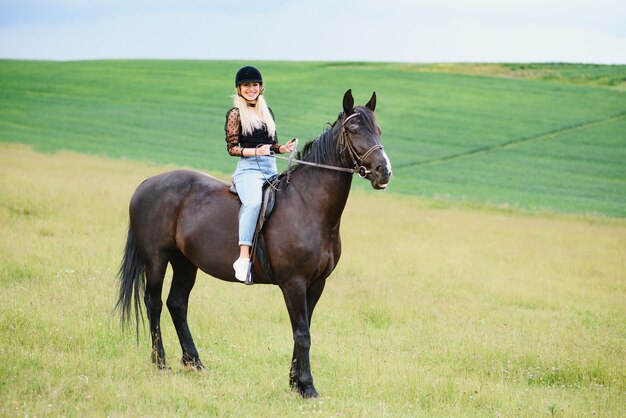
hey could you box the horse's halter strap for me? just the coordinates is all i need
[340,112,384,178]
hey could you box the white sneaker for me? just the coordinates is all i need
[233,258,250,282]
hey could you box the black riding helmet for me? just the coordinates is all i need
[235,66,263,86]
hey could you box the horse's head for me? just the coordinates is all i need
[340,89,392,190]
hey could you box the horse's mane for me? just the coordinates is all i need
[297,120,338,165]
[296,106,379,167]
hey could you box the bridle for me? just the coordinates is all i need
[338,112,384,178]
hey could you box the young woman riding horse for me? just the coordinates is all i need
[226,66,295,282]
[117,88,392,398]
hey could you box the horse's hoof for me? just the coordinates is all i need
[292,383,319,399]
[153,360,169,370]
[302,388,320,399]
[152,363,171,373]
[184,360,207,373]
[151,352,167,368]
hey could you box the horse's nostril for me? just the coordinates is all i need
[376,164,392,177]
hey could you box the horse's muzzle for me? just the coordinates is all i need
[369,151,392,190]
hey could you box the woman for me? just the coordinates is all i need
[225,66,295,282]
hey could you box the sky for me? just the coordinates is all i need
[1,0,625,64]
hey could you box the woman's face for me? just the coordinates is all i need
[238,83,261,102]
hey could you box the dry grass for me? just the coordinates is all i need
[1,143,624,417]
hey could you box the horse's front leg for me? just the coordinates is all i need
[281,278,319,398]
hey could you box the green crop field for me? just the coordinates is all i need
[1,60,625,216]
[0,61,625,416]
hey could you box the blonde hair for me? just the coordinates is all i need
[233,93,276,138]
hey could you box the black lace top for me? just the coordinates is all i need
[224,107,281,156]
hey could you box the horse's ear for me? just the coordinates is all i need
[365,92,376,111]
[343,89,354,115]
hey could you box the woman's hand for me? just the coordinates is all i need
[255,144,273,156]
[280,139,296,154]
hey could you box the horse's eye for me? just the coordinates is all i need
[348,124,358,134]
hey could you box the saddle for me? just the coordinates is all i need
[229,175,285,284]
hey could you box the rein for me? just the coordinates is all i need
[265,111,383,188]
[253,111,383,191]
[274,143,355,174]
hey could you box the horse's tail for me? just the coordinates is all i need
[116,224,146,338]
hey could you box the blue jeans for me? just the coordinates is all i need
[232,155,277,246]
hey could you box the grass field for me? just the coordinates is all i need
[1,60,625,416]
[1,143,624,417]
[1,60,625,216]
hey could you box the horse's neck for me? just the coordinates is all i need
[289,125,353,226]
[291,167,353,226]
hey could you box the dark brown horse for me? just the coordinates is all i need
[117,89,392,398]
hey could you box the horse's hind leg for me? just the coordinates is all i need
[167,251,205,371]
[144,255,169,369]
